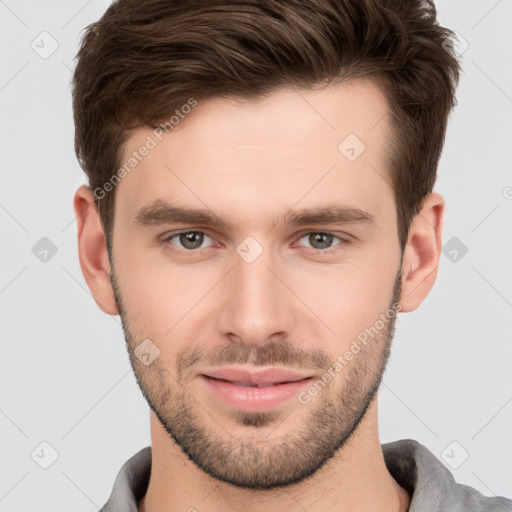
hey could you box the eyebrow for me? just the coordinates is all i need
[133,199,376,231]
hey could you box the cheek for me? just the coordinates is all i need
[116,251,220,341]
[306,254,399,344]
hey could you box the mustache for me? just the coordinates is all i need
[175,337,332,380]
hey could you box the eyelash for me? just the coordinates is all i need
[159,230,350,256]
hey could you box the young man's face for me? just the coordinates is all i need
[75,79,444,489]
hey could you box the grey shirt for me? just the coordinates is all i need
[99,438,512,511]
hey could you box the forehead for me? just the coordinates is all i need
[114,78,393,227]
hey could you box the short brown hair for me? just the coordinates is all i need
[72,0,461,256]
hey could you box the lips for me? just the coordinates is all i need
[199,370,315,412]
[200,367,313,386]
[230,381,282,388]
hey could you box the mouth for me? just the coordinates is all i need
[199,374,315,412]
[199,366,314,386]
[204,377,301,388]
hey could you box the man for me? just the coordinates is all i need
[71,0,511,511]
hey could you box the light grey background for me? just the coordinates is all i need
[1,1,511,510]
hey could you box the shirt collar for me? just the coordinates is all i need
[100,438,488,512]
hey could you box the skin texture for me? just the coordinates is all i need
[74,79,444,512]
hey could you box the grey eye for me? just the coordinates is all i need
[302,233,336,250]
[177,231,207,250]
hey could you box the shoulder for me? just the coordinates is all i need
[381,439,512,512]
[99,446,152,512]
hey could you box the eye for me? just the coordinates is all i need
[295,232,347,253]
[163,231,216,251]
[159,230,349,256]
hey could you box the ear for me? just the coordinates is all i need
[73,186,119,316]
[399,192,445,312]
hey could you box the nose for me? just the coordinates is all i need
[215,246,297,348]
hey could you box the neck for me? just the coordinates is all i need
[138,399,411,512]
